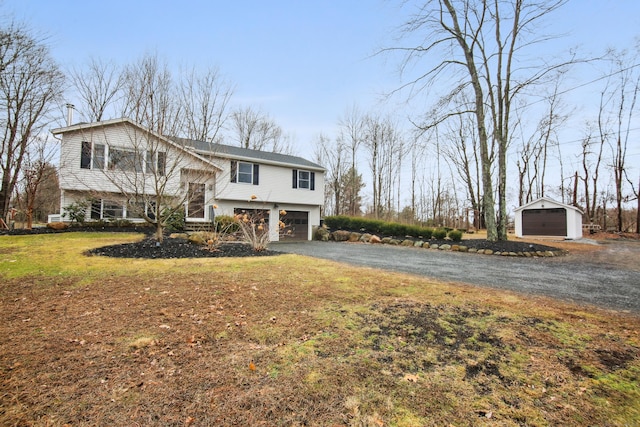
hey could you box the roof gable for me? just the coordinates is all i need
[52,118,324,172]
[514,197,583,214]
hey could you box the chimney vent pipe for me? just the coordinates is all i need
[66,104,75,126]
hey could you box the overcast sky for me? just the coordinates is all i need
[4,0,640,205]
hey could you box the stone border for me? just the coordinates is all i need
[315,229,564,258]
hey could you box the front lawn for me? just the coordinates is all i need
[1,232,638,426]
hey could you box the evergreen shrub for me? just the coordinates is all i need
[448,229,463,241]
[433,228,448,240]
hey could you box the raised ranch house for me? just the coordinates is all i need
[514,197,583,240]
[51,118,325,241]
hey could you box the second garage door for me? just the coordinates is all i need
[281,211,309,241]
[522,208,567,236]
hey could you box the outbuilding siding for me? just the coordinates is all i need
[514,197,583,240]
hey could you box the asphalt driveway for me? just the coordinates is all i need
[273,240,640,314]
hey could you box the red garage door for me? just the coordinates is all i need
[522,208,567,236]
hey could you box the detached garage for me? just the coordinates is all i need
[514,197,583,240]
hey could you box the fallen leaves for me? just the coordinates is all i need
[403,373,419,383]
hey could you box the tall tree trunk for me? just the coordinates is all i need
[443,0,497,241]
[637,175,640,234]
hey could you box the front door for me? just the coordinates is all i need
[187,183,205,219]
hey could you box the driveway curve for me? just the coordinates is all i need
[273,240,640,314]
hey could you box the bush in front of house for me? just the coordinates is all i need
[419,227,433,239]
[323,216,435,240]
[163,207,185,231]
[432,228,448,240]
[214,215,240,233]
[448,229,463,242]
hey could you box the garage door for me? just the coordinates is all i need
[522,208,567,236]
[281,211,308,241]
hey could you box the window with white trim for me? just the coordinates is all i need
[145,150,166,175]
[80,141,105,170]
[292,169,315,190]
[230,160,259,185]
[108,147,142,172]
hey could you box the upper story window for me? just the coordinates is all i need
[145,150,166,176]
[81,141,163,174]
[292,169,315,190]
[230,160,259,185]
[108,148,142,172]
[80,141,105,170]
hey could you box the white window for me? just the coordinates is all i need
[145,150,166,175]
[231,160,259,185]
[238,162,253,183]
[108,148,142,172]
[80,141,105,170]
[298,170,310,189]
[292,169,315,190]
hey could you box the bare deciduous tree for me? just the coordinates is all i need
[607,49,640,231]
[66,53,237,241]
[178,65,234,143]
[338,105,365,216]
[314,133,347,216]
[515,77,567,205]
[69,57,124,122]
[386,0,569,241]
[363,114,403,220]
[0,20,64,222]
[119,52,179,136]
[230,106,293,154]
[442,114,483,229]
[14,135,57,228]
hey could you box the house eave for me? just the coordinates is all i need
[194,149,325,172]
[514,196,583,214]
[52,117,222,172]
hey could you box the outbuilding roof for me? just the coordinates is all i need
[514,196,583,214]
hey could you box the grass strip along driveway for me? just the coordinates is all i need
[1,232,639,426]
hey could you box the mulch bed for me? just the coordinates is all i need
[85,235,560,259]
[87,237,280,258]
[431,238,559,253]
[2,226,561,258]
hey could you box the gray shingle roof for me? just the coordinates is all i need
[170,137,324,171]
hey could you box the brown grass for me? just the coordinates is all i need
[0,233,639,426]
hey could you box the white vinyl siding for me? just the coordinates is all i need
[216,162,323,207]
[55,118,323,237]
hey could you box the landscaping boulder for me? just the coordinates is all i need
[331,230,351,241]
[314,226,330,241]
[47,222,68,230]
[369,235,382,244]
[169,233,189,240]
[188,233,206,245]
[348,232,362,242]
